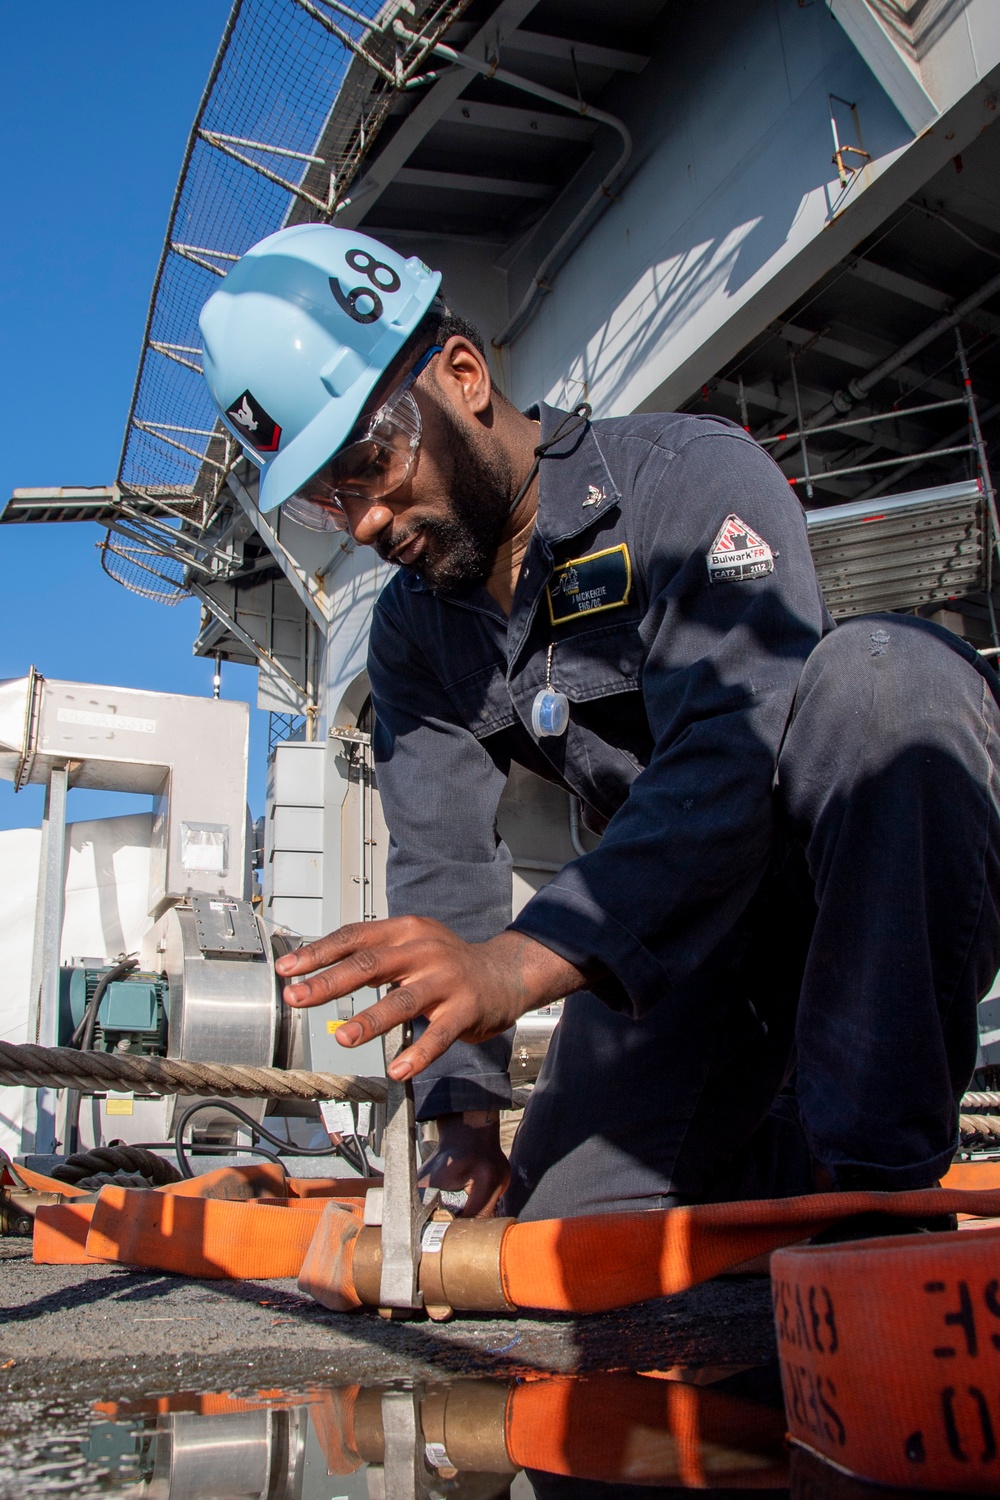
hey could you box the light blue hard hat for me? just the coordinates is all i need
[199,224,442,513]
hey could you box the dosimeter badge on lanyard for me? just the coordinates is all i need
[520,406,592,742]
[532,644,570,738]
[199,225,441,515]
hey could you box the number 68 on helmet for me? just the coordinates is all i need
[198,223,442,515]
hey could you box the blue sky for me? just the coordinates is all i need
[0,3,269,831]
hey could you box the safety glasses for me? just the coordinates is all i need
[285,346,442,533]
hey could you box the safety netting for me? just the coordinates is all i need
[107,0,470,601]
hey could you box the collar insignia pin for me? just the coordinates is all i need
[583,485,605,508]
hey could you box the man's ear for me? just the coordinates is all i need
[436,335,492,418]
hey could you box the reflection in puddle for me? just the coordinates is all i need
[5,1372,945,1499]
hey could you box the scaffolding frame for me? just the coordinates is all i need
[765,331,1000,643]
[764,334,993,508]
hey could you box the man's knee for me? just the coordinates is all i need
[778,616,1000,846]
[804,613,973,691]
[789,616,993,761]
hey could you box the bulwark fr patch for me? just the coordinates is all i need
[226,389,282,453]
[547,543,632,625]
[707,514,774,584]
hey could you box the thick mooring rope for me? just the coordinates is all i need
[0,1041,388,1103]
[958,1090,1000,1111]
[50,1145,182,1188]
[959,1111,1000,1147]
[0,1041,532,1110]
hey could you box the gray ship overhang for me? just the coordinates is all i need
[5,0,1000,681]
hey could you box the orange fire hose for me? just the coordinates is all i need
[34,1175,1000,1297]
[82,1187,344,1279]
[497,1187,1000,1314]
[772,1225,1000,1492]
[30,1162,376,1272]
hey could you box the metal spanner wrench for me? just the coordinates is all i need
[375,1022,439,1311]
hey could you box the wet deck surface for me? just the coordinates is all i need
[0,1240,957,1499]
[0,1238,777,1399]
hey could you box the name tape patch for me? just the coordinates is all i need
[547,543,632,625]
[707,514,774,583]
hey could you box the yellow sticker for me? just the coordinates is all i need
[105,1093,134,1116]
[326,1019,348,1033]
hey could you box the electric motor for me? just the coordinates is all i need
[58,966,169,1057]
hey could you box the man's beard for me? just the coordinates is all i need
[378,404,513,591]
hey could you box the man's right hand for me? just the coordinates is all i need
[418,1110,510,1218]
[276,919,587,1082]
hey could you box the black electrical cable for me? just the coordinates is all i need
[137,1126,373,1178]
[350,1129,371,1177]
[508,402,592,518]
[65,955,140,1154]
[173,1098,375,1180]
[178,1139,285,1174]
[71,955,140,1050]
[132,1140,286,1168]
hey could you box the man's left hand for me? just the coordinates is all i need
[418,1111,510,1218]
[274,916,586,1081]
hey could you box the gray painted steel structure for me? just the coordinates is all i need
[3,0,1000,948]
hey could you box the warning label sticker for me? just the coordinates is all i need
[707,514,774,584]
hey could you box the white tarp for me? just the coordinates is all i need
[0,676,30,781]
[0,811,153,1158]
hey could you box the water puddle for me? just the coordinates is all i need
[0,1367,957,1499]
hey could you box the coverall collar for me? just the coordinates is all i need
[397,402,621,601]
[529,401,622,546]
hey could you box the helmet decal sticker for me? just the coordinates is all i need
[330,278,383,324]
[230,395,257,433]
[330,248,403,325]
[345,247,401,291]
[226,389,282,452]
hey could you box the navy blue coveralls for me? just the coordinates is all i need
[368,405,1000,1221]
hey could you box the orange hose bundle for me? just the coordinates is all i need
[31,1163,378,1273]
[82,1184,369,1278]
[287,1176,378,1199]
[82,1187,333,1278]
[32,1200,102,1263]
[7,1163,84,1195]
[162,1162,289,1200]
[36,1174,1000,1296]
